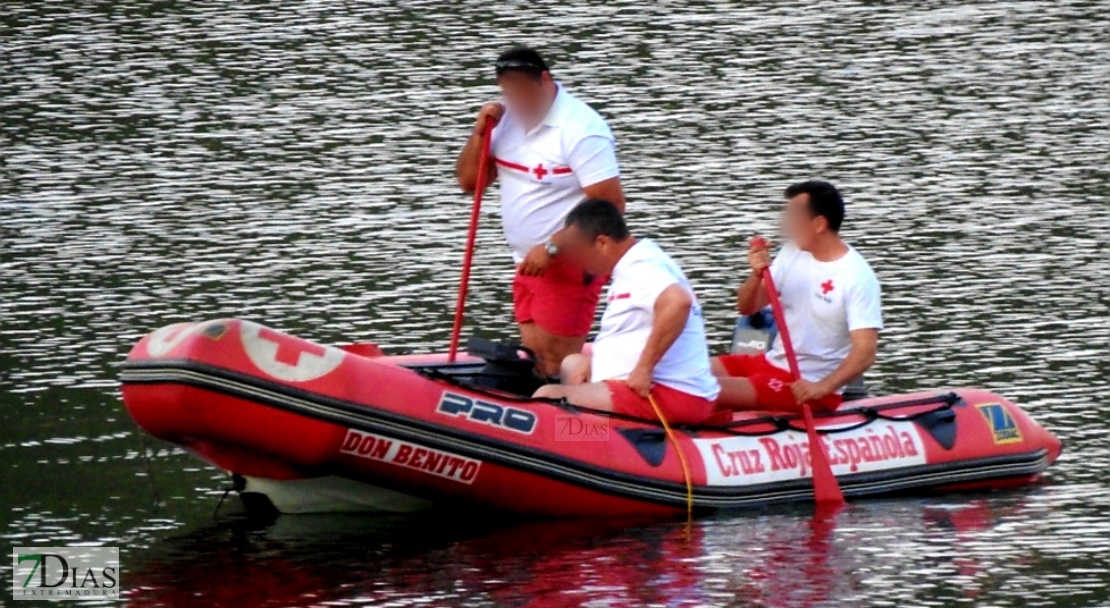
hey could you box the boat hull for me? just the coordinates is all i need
[120,319,1062,517]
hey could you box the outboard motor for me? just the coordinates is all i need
[730,309,778,355]
[730,308,869,401]
[465,336,544,396]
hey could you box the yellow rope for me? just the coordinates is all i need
[647,393,694,521]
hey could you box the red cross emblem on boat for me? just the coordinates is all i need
[532,163,548,179]
[821,279,834,295]
[240,322,345,382]
[258,327,326,366]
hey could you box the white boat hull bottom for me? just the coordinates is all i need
[240,475,434,514]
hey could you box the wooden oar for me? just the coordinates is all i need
[448,121,496,362]
[752,237,845,506]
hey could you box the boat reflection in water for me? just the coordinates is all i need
[123,496,1036,607]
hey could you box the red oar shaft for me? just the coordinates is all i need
[448,122,496,362]
[754,238,845,505]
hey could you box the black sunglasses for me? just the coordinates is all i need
[495,59,545,74]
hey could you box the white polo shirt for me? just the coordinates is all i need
[765,241,883,391]
[591,240,721,400]
[490,85,620,262]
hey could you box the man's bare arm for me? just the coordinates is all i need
[633,285,693,375]
[737,271,769,315]
[581,177,625,212]
[815,328,878,394]
[455,102,503,193]
[737,239,771,314]
[455,132,495,192]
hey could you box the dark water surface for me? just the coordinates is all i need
[2,1,1108,606]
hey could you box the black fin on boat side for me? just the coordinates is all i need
[914,408,958,450]
[617,428,668,467]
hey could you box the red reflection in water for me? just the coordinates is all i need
[123,500,1015,607]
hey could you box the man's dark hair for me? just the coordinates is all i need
[495,46,550,80]
[784,180,845,232]
[565,199,629,241]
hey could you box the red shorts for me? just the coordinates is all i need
[605,380,717,425]
[716,353,842,413]
[512,256,604,337]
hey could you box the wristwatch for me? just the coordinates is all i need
[544,241,560,257]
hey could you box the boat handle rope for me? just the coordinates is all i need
[647,393,695,520]
[775,412,875,435]
[716,392,961,432]
[776,402,956,435]
[416,366,960,438]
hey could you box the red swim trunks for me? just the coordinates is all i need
[512,256,604,337]
[715,353,842,413]
[605,380,717,425]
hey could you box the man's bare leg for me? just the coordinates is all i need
[560,353,591,385]
[711,358,762,410]
[533,381,614,410]
[519,322,587,378]
[715,377,762,410]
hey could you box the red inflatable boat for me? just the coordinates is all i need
[119,319,1061,517]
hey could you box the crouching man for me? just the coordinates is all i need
[533,199,719,425]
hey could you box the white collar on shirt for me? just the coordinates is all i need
[611,238,654,278]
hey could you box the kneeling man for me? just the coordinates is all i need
[534,199,719,425]
[714,180,882,413]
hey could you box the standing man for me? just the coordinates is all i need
[455,46,626,378]
[534,199,719,426]
[713,180,883,413]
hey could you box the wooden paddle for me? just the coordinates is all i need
[448,121,496,362]
[752,236,845,506]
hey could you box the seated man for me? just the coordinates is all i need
[533,199,720,425]
[714,180,882,413]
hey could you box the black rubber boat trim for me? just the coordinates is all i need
[412,364,964,437]
[120,360,1050,509]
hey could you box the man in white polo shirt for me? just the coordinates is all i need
[455,46,626,378]
[533,199,719,425]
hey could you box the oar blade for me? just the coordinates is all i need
[801,403,845,505]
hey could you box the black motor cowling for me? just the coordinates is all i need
[465,336,544,396]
